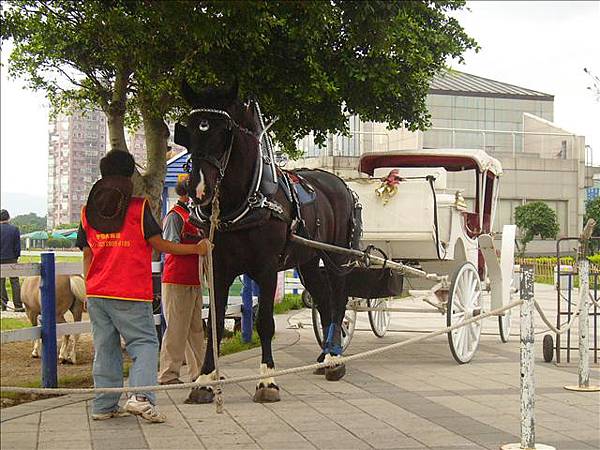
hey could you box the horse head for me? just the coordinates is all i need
[175,80,257,207]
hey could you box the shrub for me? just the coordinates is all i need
[514,202,559,254]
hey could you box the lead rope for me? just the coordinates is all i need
[204,185,224,413]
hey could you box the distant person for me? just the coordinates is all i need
[159,175,205,385]
[0,209,24,312]
[77,150,211,423]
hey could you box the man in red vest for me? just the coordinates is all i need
[159,175,205,385]
[77,150,211,423]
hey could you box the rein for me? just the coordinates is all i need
[203,184,224,413]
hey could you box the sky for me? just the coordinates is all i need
[1,1,599,217]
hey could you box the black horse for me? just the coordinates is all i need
[175,82,359,404]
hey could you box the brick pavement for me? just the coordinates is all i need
[1,284,599,450]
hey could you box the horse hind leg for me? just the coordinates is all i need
[322,264,349,382]
[298,258,332,375]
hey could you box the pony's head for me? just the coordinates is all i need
[175,80,252,206]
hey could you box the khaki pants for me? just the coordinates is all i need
[159,283,205,384]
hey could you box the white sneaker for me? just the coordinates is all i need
[124,396,166,423]
[91,407,130,421]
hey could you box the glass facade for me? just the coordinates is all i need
[424,94,554,153]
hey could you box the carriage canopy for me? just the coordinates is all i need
[358,149,503,177]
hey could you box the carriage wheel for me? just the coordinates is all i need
[309,293,356,352]
[367,298,391,337]
[447,262,482,364]
[301,290,313,308]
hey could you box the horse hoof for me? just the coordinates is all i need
[253,385,280,403]
[31,354,39,359]
[325,363,346,381]
[184,387,214,404]
[313,367,325,375]
[58,358,67,365]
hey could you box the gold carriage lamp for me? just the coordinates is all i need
[178,173,190,183]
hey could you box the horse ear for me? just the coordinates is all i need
[174,123,190,149]
[181,79,200,107]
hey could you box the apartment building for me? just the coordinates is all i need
[47,107,107,229]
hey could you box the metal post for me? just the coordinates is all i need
[502,266,554,450]
[241,274,254,343]
[40,252,57,389]
[565,221,600,392]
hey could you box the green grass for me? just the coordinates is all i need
[220,330,260,356]
[0,318,31,331]
[274,294,303,315]
[18,255,82,263]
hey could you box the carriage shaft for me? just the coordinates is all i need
[290,234,441,280]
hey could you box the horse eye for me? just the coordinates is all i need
[199,120,210,132]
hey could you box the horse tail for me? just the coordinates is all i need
[69,275,87,303]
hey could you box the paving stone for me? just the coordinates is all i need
[38,440,93,449]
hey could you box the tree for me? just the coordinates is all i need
[10,213,47,234]
[514,202,560,254]
[584,197,600,252]
[2,1,477,214]
[54,222,79,230]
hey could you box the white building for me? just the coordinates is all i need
[291,71,593,254]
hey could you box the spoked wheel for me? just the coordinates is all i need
[367,297,391,337]
[301,289,313,308]
[447,262,482,364]
[309,292,356,352]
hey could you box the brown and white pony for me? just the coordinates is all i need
[21,275,86,364]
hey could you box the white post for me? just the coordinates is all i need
[520,265,536,449]
[579,259,590,388]
[502,266,555,450]
[565,220,600,392]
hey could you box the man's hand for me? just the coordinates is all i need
[197,238,213,255]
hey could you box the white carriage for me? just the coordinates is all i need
[308,149,519,363]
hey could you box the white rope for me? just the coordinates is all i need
[533,297,582,335]
[206,187,224,413]
[0,299,522,395]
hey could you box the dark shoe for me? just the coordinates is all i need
[159,379,183,385]
[1,304,7,312]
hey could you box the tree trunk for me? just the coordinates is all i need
[106,108,128,151]
[105,67,131,152]
[139,108,169,221]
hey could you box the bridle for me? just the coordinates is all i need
[182,103,283,229]
[183,108,257,178]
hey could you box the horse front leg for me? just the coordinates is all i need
[252,271,280,403]
[185,275,231,405]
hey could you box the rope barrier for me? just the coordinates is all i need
[0,299,522,395]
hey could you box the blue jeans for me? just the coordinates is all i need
[87,297,159,414]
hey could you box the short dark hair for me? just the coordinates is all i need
[175,180,189,197]
[100,150,135,177]
[0,209,9,221]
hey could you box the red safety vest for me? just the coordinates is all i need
[82,197,153,302]
[162,204,202,286]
